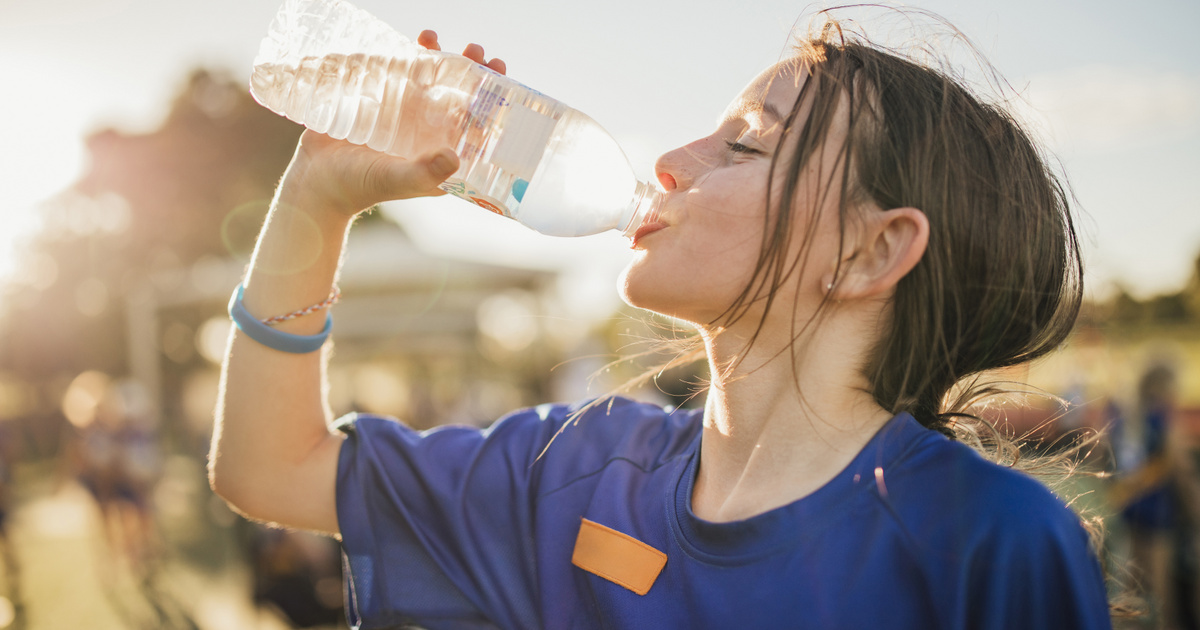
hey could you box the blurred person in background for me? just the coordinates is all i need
[67,378,160,574]
[1113,362,1200,629]
[210,10,1114,630]
[245,524,346,628]
[0,418,24,630]
[63,375,196,629]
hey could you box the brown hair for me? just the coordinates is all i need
[706,20,1083,434]
[615,13,1085,432]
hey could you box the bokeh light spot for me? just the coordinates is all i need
[220,200,271,259]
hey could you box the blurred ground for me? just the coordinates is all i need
[1,459,337,630]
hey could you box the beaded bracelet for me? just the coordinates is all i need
[228,283,334,354]
[261,286,341,326]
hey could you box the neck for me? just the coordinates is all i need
[691,310,893,523]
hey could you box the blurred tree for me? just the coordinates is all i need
[1185,253,1200,320]
[0,68,303,390]
[1109,286,1147,327]
[1093,252,1200,331]
[1148,294,1190,324]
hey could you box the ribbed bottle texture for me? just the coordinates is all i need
[250,0,662,237]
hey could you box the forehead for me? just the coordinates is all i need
[721,59,808,124]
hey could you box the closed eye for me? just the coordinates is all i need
[724,140,764,155]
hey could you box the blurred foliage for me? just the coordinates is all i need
[1082,254,1200,332]
[0,69,304,380]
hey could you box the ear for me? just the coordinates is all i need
[824,207,929,300]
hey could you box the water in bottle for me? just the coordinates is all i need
[249,0,662,237]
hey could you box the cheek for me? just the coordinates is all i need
[619,187,769,320]
[619,251,749,322]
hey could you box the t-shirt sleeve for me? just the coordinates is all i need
[335,406,567,630]
[962,492,1113,630]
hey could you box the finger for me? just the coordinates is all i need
[462,43,486,65]
[417,30,440,51]
[426,148,459,180]
[486,58,507,75]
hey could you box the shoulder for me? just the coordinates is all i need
[337,396,702,477]
[877,430,1111,626]
[886,431,1086,541]
[879,428,1101,583]
[511,397,703,474]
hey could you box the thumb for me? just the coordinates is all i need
[372,149,460,200]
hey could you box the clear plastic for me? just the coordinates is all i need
[250,0,662,237]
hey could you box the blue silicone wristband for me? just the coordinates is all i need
[228,283,332,354]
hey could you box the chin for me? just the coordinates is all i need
[619,249,676,309]
[617,264,646,309]
[618,266,700,324]
[617,269,659,312]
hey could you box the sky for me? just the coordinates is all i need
[1,0,1198,303]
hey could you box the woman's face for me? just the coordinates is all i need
[620,61,848,330]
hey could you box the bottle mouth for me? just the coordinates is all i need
[621,180,664,238]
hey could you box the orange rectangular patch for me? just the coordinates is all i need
[571,518,667,596]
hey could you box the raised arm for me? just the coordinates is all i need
[209,34,506,535]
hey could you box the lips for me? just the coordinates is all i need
[631,220,667,249]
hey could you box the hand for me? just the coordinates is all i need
[418,30,508,75]
[280,33,507,218]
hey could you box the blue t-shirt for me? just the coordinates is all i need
[335,397,1111,629]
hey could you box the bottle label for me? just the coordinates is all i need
[445,72,564,223]
[464,75,559,180]
[491,102,557,176]
[439,178,511,218]
[467,86,508,132]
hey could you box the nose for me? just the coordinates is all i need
[653,151,681,192]
[654,138,715,193]
[656,170,678,192]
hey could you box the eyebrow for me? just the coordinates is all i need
[760,103,785,123]
[723,101,787,127]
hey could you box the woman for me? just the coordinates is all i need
[210,17,1113,630]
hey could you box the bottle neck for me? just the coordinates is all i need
[620,180,664,238]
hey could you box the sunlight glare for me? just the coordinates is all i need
[0,55,91,284]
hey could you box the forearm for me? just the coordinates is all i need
[210,160,353,533]
[208,36,502,534]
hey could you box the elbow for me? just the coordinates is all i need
[208,453,268,523]
[207,430,343,529]
[207,408,260,516]
[207,450,243,511]
[208,444,263,519]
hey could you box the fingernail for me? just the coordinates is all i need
[432,152,456,176]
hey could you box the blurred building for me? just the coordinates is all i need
[133,220,562,454]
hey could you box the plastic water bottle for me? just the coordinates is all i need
[250,0,663,238]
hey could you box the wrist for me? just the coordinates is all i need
[229,283,333,354]
[244,179,353,308]
[272,184,359,234]
[276,157,368,223]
